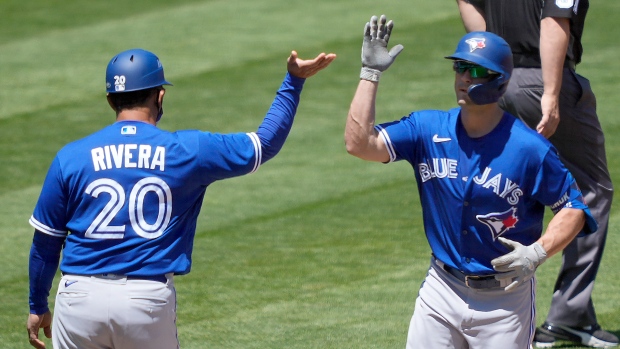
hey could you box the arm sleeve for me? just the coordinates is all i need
[255,72,306,163]
[29,156,69,237]
[29,230,64,314]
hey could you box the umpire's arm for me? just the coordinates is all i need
[456,0,486,32]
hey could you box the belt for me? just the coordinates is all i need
[432,257,509,290]
[65,273,169,284]
[125,274,168,283]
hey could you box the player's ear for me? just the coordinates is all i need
[158,88,165,106]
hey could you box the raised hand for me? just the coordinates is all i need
[287,51,337,79]
[359,14,404,82]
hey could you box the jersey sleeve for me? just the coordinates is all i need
[195,73,305,181]
[29,231,64,314]
[196,131,262,181]
[29,156,70,237]
[255,73,305,163]
[375,113,419,163]
[541,0,576,19]
[532,148,597,233]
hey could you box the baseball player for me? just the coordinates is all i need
[345,15,596,348]
[26,48,335,349]
[456,1,617,347]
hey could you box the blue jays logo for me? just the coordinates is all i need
[465,38,486,52]
[476,207,519,240]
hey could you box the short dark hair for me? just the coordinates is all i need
[108,87,160,112]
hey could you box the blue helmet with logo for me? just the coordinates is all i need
[445,31,513,105]
[106,48,172,93]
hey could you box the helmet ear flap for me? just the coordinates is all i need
[467,75,509,105]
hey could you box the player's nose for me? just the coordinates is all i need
[457,70,473,83]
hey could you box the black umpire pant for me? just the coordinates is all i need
[499,66,613,327]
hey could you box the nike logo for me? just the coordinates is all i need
[65,280,78,287]
[432,134,451,143]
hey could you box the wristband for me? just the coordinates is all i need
[360,67,382,82]
[531,242,548,265]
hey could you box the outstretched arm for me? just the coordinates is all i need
[346,80,389,162]
[256,51,336,163]
[345,15,403,163]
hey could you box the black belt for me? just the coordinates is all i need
[126,274,168,283]
[65,273,168,283]
[432,257,506,290]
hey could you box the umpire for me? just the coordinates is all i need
[456,0,617,347]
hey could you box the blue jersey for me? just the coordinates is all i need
[29,73,303,277]
[377,108,596,274]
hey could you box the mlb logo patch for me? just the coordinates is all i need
[121,126,137,135]
[556,0,574,8]
[465,38,486,52]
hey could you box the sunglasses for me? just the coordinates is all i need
[453,61,498,78]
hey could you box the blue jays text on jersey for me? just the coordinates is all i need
[418,161,524,205]
[376,107,596,275]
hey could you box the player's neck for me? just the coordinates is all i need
[116,107,158,125]
[460,103,504,139]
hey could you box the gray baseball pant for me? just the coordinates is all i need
[406,259,536,349]
[52,274,179,349]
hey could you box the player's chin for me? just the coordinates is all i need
[455,91,470,106]
[456,96,470,106]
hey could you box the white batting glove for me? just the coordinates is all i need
[491,237,547,292]
[360,14,404,82]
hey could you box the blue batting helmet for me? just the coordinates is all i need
[106,49,172,93]
[445,31,513,105]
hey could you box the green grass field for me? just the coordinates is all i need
[1,0,619,348]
